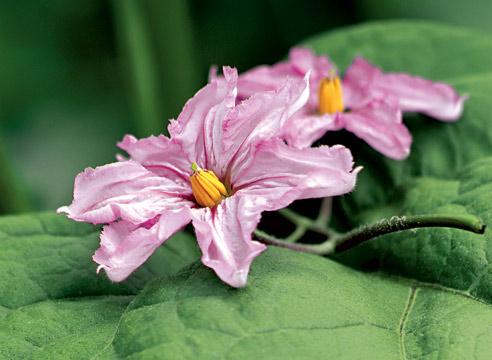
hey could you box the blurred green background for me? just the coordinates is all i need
[1,0,489,214]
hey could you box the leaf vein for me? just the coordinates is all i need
[399,286,418,360]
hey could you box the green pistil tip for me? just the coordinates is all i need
[191,162,199,172]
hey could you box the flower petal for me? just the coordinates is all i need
[168,66,238,167]
[232,139,360,210]
[190,196,266,288]
[57,161,193,224]
[237,47,334,109]
[289,47,336,109]
[118,134,190,183]
[282,110,342,149]
[169,66,309,179]
[289,47,334,77]
[342,57,381,109]
[93,209,191,282]
[343,57,467,120]
[376,72,467,121]
[339,99,412,160]
[222,74,310,178]
[236,62,295,99]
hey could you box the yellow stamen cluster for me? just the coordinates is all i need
[318,76,344,114]
[190,162,228,208]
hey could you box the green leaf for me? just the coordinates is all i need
[335,157,492,303]
[305,20,492,81]
[91,248,492,359]
[4,226,492,358]
[356,0,492,33]
[0,296,131,359]
[0,212,199,358]
[0,212,199,309]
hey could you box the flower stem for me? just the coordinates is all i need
[333,214,485,252]
[315,197,333,227]
[255,214,485,255]
[254,229,321,253]
[278,207,336,241]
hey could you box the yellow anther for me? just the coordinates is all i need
[318,76,344,114]
[190,163,228,208]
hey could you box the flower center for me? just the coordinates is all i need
[189,162,229,208]
[318,75,344,114]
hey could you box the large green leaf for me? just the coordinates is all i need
[335,157,492,302]
[0,295,131,359]
[81,248,492,359]
[0,213,199,358]
[4,232,492,359]
[357,0,492,33]
[305,20,492,80]
[0,213,199,309]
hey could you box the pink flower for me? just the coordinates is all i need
[58,67,360,288]
[235,48,467,160]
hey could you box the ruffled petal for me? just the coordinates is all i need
[237,63,295,99]
[208,65,219,82]
[342,57,381,109]
[190,196,266,288]
[289,47,336,109]
[168,66,238,167]
[339,98,413,160]
[343,57,467,120]
[232,139,360,211]
[118,134,190,183]
[282,110,343,149]
[57,161,193,224]
[223,74,310,178]
[376,71,467,121]
[237,47,333,109]
[169,66,309,179]
[93,209,191,282]
[289,47,334,76]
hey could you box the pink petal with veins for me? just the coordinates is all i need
[190,195,266,288]
[339,98,412,160]
[57,161,192,225]
[343,57,467,121]
[93,209,191,282]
